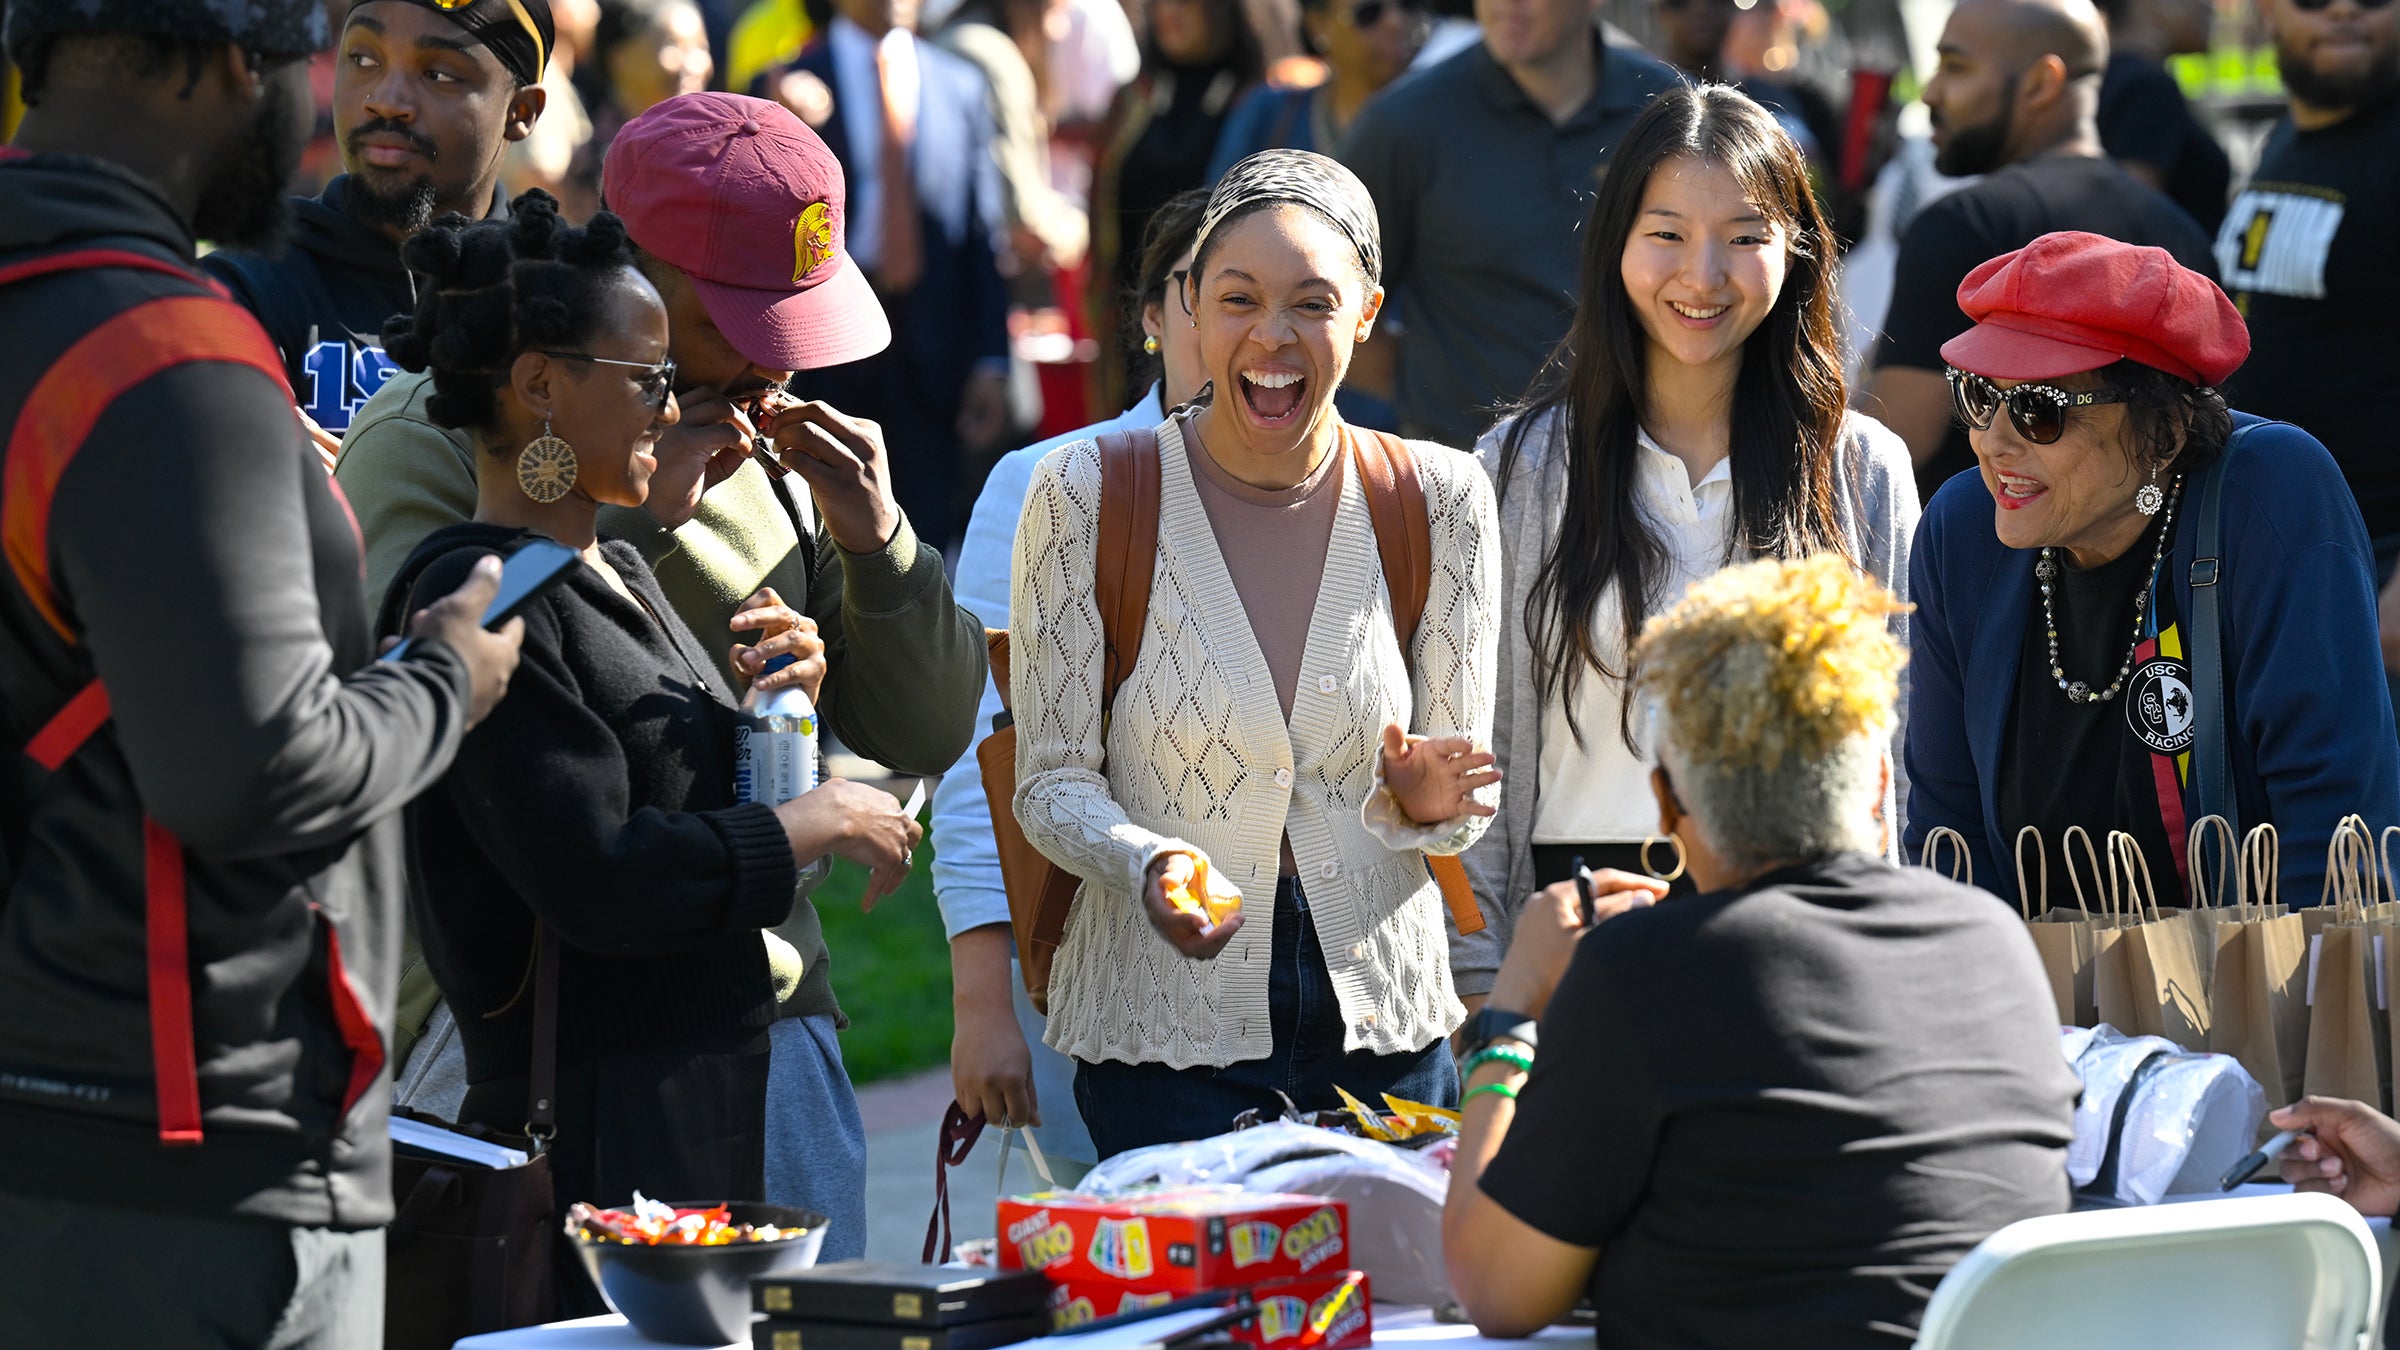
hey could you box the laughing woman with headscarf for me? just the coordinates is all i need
[1009,151,1504,1159]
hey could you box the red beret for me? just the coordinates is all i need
[1938,232,2249,388]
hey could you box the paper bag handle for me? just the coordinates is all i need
[2064,825,2109,924]
[2188,815,2240,915]
[2109,831,2161,921]
[2326,816,2376,919]
[2381,826,2400,909]
[1921,827,1973,887]
[2015,825,2048,922]
[2243,823,2280,914]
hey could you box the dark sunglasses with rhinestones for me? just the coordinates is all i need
[1946,366,2129,445]
[539,351,678,413]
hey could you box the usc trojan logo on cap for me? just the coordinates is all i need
[793,202,835,284]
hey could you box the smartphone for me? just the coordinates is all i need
[382,538,580,662]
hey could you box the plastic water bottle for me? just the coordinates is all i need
[734,654,818,806]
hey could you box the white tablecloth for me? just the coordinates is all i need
[457,1193,2388,1350]
[453,1303,1588,1350]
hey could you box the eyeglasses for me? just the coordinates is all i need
[539,351,678,412]
[2291,0,2393,12]
[1347,0,1425,25]
[1946,367,2128,445]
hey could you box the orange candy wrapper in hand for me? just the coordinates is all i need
[1160,853,1243,926]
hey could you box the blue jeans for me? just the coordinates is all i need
[763,1014,868,1262]
[1073,878,1458,1160]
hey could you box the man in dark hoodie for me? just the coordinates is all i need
[202,0,553,445]
[0,0,525,1340]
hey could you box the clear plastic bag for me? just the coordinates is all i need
[2064,1025,2267,1206]
[1078,1122,1456,1306]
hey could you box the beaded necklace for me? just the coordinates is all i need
[2035,474,2184,705]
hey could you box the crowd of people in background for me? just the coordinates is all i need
[7,0,2400,1341]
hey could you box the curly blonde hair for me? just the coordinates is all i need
[1634,555,1910,867]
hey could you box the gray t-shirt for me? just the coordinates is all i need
[1481,852,2078,1348]
[1337,36,1682,448]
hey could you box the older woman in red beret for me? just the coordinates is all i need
[1903,231,2400,906]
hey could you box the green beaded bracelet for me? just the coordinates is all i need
[1464,1045,1534,1077]
[1463,1082,1519,1105]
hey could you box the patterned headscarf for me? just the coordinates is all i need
[6,0,327,63]
[1193,149,1383,290]
[351,0,555,85]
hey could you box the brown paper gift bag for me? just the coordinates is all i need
[2017,826,2097,1026]
[2201,816,2309,1110]
[2093,830,2212,1050]
[2304,821,2389,1113]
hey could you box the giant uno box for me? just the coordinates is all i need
[1045,1271,1373,1350]
[996,1189,1350,1291]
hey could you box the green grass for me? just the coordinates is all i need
[814,839,956,1085]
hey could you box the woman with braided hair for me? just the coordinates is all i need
[379,191,921,1238]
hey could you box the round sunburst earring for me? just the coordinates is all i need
[516,414,578,504]
[1142,335,1161,355]
[2133,462,2165,516]
[1640,833,1688,884]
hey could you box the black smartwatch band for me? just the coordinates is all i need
[1462,1006,1538,1055]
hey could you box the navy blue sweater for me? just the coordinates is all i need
[1903,413,2400,906]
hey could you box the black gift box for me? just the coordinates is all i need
[752,1262,1052,1326]
[751,1312,1054,1350]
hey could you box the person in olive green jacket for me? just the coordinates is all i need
[336,93,984,1259]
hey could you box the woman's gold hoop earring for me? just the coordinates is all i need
[516,414,578,504]
[1641,833,1688,884]
[1142,335,1161,355]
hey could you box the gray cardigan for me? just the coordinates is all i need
[1454,406,1921,996]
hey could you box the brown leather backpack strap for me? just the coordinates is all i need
[1349,428,1486,938]
[1352,426,1433,658]
[986,628,1013,712]
[1093,428,1162,701]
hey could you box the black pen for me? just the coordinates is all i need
[1572,856,1596,928]
[2220,1127,2311,1190]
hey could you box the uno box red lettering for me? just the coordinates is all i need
[1044,1272,1372,1350]
[997,1190,1350,1291]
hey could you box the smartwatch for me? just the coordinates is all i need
[1459,1006,1538,1057]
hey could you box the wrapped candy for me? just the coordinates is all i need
[1160,853,1243,926]
[569,1192,809,1246]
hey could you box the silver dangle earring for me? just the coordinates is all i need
[2134,462,2165,517]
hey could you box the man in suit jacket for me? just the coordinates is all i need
[762,0,1013,548]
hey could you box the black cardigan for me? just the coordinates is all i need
[390,524,799,1082]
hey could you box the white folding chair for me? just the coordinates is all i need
[1914,1193,2383,1350]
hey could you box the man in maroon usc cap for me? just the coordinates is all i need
[333,92,987,1261]
[757,0,1014,550]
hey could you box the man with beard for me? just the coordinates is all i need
[2215,0,2400,704]
[0,0,526,1340]
[1861,0,2216,498]
[202,0,552,450]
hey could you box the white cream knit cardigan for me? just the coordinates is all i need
[1010,416,1502,1070]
